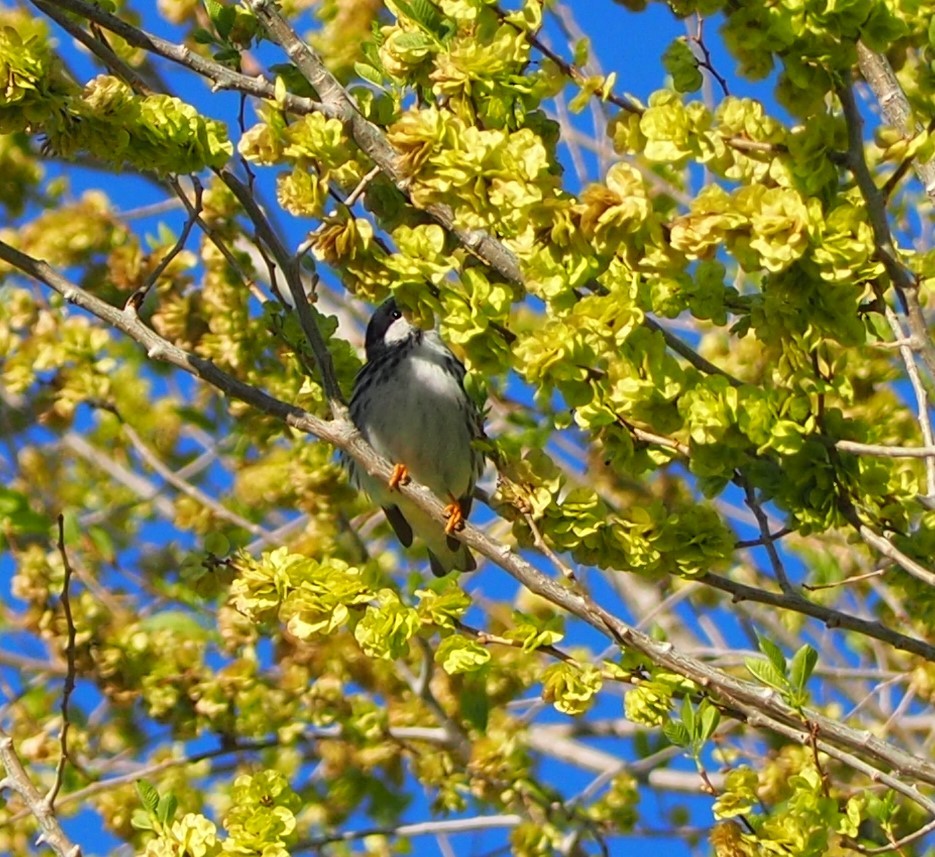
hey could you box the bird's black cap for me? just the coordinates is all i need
[365,297,403,360]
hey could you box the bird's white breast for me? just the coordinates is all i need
[362,334,475,498]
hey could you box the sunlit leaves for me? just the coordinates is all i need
[662,37,703,93]
[435,634,491,674]
[745,635,818,711]
[354,589,420,658]
[541,661,603,715]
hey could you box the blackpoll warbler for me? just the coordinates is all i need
[348,298,484,575]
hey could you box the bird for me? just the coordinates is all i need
[346,297,485,576]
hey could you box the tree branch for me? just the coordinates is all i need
[0,731,82,857]
[47,517,78,809]
[837,81,935,381]
[855,42,935,206]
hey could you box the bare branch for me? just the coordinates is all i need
[856,42,935,206]
[0,731,82,857]
[837,81,935,381]
[47,517,78,809]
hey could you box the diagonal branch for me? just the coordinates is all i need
[856,42,935,206]
[837,81,935,381]
[0,731,82,857]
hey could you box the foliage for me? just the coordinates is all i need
[1,0,935,855]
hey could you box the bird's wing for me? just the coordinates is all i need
[429,545,475,577]
[382,505,413,547]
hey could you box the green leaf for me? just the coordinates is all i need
[136,779,159,814]
[0,487,27,517]
[663,720,690,747]
[662,37,703,93]
[354,62,385,87]
[61,510,80,545]
[756,635,787,675]
[192,27,216,45]
[130,809,154,831]
[680,694,695,736]
[156,792,177,826]
[87,525,115,561]
[213,5,236,41]
[203,0,222,21]
[204,531,230,555]
[745,657,788,692]
[698,700,720,744]
[394,0,446,38]
[789,644,818,693]
[391,32,435,52]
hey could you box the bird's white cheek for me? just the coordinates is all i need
[383,317,415,348]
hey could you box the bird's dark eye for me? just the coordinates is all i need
[391,309,402,320]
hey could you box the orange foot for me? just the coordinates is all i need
[389,463,410,490]
[444,500,466,534]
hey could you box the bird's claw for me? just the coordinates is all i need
[444,501,465,534]
[389,463,410,490]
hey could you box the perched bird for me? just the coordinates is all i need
[347,297,485,576]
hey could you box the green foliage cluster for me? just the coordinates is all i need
[0,10,231,173]
[1,0,935,854]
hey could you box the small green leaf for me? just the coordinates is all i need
[662,37,703,93]
[745,657,788,692]
[136,779,159,814]
[213,5,236,41]
[435,635,490,674]
[204,532,230,555]
[354,62,385,87]
[789,644,818,693]
[130,809,154,831]
[680,694,695,736]
[756,635,787,675]
[192,27,216,45]
[156,792,177,826]
[663,720,690,747]
[698,700,720,743]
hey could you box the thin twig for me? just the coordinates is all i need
[699,570,935,662]
[689,16,729,98]
[855,42,935,206]
[883,308,935,497]
[858,524,935,587]
[121,421,273,540]
[740,480,792,593]
[859,814,935,854]
[834,439,935,460]
[521,510,577,580]
[125,182,203,313]
[218,169,347,411]
[47,516,78,810]
[298,814,523,848]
